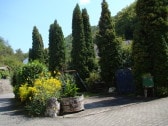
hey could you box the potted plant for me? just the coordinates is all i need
[60,74,84,114]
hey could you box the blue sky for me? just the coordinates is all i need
[0,0,135,53]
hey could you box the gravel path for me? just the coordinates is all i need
[0,79,13,94]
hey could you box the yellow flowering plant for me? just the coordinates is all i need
[19,84,37,102]
[33,77,62,98]
[14,61,64,116]
[25,76,62,116]
[18,70,62,116]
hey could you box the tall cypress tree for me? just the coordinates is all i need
[29,26,44,62]
[49,20,66,74]
[82,8,97,72]
[71,4,89,80]
[133,0,168,95]
[96,0,122,87]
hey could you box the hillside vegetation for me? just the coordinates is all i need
[0,37,27,70]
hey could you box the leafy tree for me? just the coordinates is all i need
[71,4,89,80]
[49,20,66,74]
[29,26,44,63]
[133,0,168,95]
[0,37,24,70]
[15,49,27,62]
[96,0,122,87]
[82,8,97,72]
[114,2,137,40]
[0,37,14,57]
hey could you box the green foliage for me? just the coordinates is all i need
[157,87,168,97]
[16,61,47,86]
[29,26,44,63]
[71,4,89,81]
[121,40,133,68]
[64,26,99,68]
[62,83,79,97]
[115,2,137,40]
[133,0,168,95]
[61,74,79,97]
[28,48,33,62]
[13,61,62,116]
[85,72,101,92]
[82,8,98,73]
[15,49,27,62]
[43,48,49,67]
[13,61,47,99]
[96,0,122,87]
[0,37,25,70]
[0,70,10,79]
[49,20,66,74]
[64,34,73,65]
[25,96,46,116]
[0,37,13,56]
[24,77,62,116]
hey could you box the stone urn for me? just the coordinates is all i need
[45,97,60,117]
[61,94,84,114]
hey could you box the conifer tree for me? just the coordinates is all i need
[96,0,122,87]
[82,8,97,72]
[29,26,44,62]
[28,48,33,62]
[71,4,89,80]
[133,0,168,95]
[49,20,66,74]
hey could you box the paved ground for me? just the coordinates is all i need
[0,79,168,126]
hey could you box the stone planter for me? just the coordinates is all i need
[45,97,60,117]
[61,94,84,114]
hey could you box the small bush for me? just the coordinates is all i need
[13,61,48,99]
[157,87,168,97]
[0,70,10,79]
[16,61,48,86]
[61,74,79,97]
[85,72,102,92]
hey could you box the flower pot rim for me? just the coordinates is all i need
[61,93,83,98]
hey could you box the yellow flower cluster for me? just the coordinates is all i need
[19,84,37,102]
[34,77,62,96]
[19,77,62,102]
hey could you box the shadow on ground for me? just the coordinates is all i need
[0,97,25,116]
[84,94,156,110]
[0,93,157,117]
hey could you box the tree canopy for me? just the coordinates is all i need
[29,26,44,63]
[114,2,137,40]
[133,0,168,95]
[82,8,97,73]
[96,0,122,87]
[49,20,66,74]
[0,37,26,69]
[71,4,89,80]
